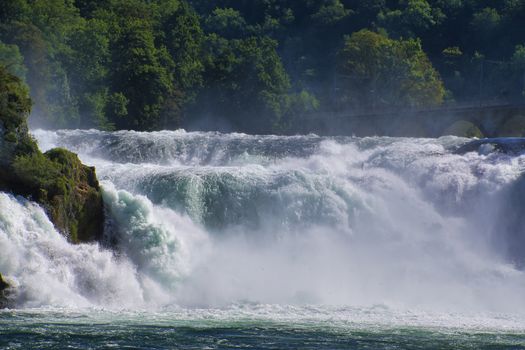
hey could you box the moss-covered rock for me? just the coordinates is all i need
[0,65,104,243]
[9,149,104,242]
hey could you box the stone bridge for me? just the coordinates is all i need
[298,102,525,137]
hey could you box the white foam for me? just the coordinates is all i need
[11,129,524,316]
[0,193,145,308]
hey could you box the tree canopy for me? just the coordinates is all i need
[0,0,523,133]
[338,30,444,109]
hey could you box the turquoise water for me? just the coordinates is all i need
[2,308,525,349]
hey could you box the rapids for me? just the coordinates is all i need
[1,129,525,315]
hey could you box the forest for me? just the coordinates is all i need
[1,0,524,134]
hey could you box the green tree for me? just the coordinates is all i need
[2,22,52,125]
[311,0,351,26]
[161,1,204,105]
[273,89,319,132]
[471,7,501,34]
[0,0,30,24]
[470,7,501,54]
[337,29,445,109]
[0,41,27,79]
[204,8,248,39]
[0,0,87,127]
[65,18,111,128]
[378,0,445,38]
[108,20,174,130]
[0,64,31,130]
[192,34,291,132]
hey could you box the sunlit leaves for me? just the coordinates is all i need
[338,30,445,108]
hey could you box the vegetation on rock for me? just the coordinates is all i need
[0,65,103,243]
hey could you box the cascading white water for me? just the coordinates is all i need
[1,129,525,313]
[0,181,208,309]
[0,192,147,308]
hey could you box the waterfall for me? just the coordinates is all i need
[0,129,523,313]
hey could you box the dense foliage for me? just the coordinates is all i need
[338,29,444,110]
[0,0,524,133]
[0,64,37,158]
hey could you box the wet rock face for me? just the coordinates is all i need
[0,66,104,243]
[0,274,9,308]
[40,148,105,243]
[0,274,8,291]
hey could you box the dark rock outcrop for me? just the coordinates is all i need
[455,137,525,155]
[0,274,8,291]
[0,65,104,243]
[0,273,9,308]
